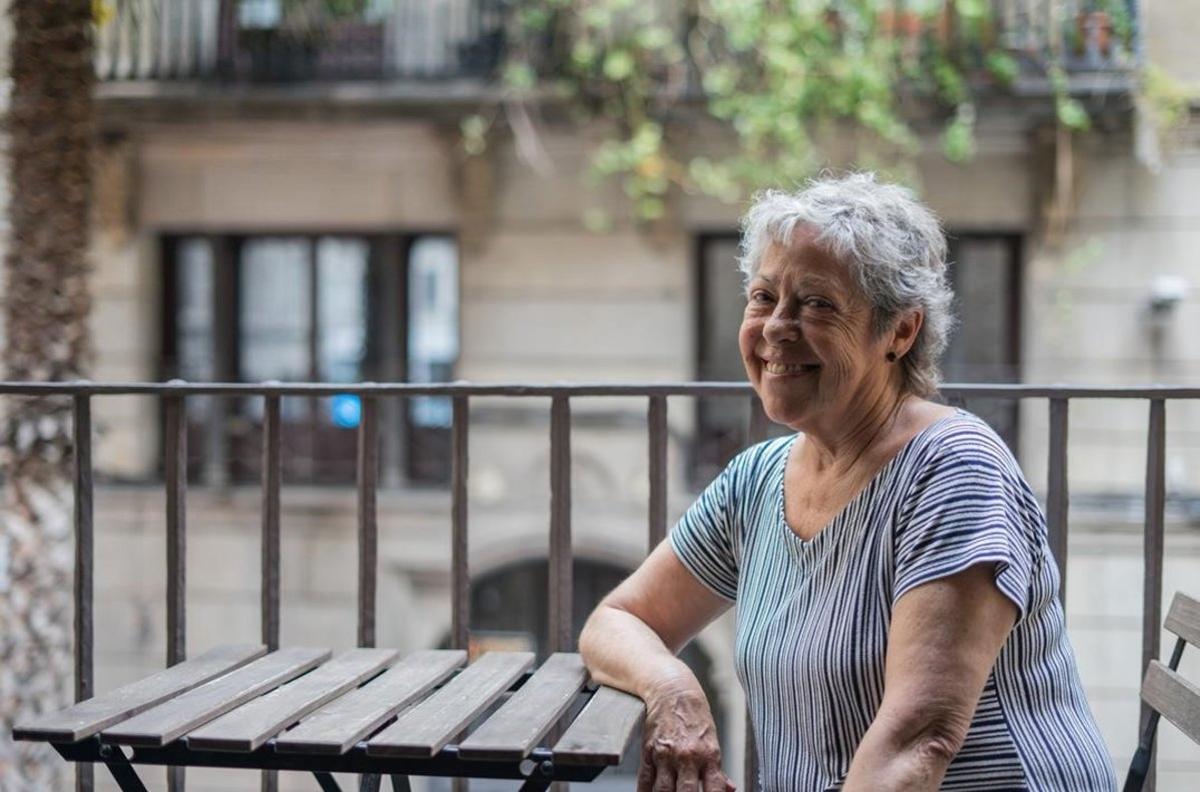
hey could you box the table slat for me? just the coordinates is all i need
[552,686,645,766]
[102,647,330,747]
[366,651,534,758]
[13,644,266,743]
[275,650,466,755]
[458,653,588,761]
[186,648,398,752]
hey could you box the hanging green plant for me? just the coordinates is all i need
[466,0,1143,222]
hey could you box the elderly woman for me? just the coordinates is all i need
[578,173,1116,791]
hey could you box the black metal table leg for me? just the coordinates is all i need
[48,736,608,788]
[313,771,344,792]
[96,744,151,792]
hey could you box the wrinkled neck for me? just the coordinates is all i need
[799,385,909,475]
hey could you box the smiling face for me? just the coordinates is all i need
[738,226,902,432]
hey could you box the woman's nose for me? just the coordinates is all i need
[763,309,801,344]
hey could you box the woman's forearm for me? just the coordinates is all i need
[578,603,702,700]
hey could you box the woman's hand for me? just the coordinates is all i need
[637,676,737,792]
[577,541,736,790]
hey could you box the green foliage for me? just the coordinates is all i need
[1140,63,1196,133]
[489,0,1136,222]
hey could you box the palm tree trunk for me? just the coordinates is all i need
[0,1,95,790]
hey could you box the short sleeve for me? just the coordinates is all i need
[669,463,740,602]
[893,430,1037,622]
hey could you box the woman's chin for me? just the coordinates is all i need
[759,397,814,431]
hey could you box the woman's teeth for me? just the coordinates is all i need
[764,362,818,375]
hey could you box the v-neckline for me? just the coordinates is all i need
[776,409,964,549]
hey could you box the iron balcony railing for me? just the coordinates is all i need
[94,0,1140,86]
[2,379,1190,791]
[95,0,509,83]
[995,0,1143,71]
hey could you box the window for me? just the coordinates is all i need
[693,234,772,485]
[162,233,459,485]
[942,233,1023,448]
[693,232,1022,480]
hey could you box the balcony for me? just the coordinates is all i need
[991,0,1142,95]
[95,0,508,84]
[94,1,1139,92]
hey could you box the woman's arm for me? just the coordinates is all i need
[842,563,1018,791]
[579,540,736,792]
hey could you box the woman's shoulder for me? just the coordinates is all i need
[895,408,1039,514]
[909,407,1019,471]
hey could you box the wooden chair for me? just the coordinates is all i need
[1123,591,1200,792]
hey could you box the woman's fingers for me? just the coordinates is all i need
[652,765,677,792]
[676,764,701,791]
[702,764,733,792]
[637,751,657,792]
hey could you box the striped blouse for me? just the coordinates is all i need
[670,410,1117,791]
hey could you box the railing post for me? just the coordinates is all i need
[548,394,572,792]
[1047,398,1069,608]
[73,391,94,792]
[647,396,668,549]
[1140,398,1166,792]
[261,393,282,649]
[451,395,470,654]
[260,392,282,792]
[450,395,472,792]
[163,383,188,792]
[216,0,236,78]
[549,396,572,655]
[357,394,380,649]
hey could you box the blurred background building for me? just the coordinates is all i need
[1,1,1199,789]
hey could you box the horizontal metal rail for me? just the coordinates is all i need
[7,380,1184,792]
[1,381,1199,398]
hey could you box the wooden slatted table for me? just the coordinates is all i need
[14,646,646,792]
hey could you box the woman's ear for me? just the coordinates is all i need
[892,310,924,358]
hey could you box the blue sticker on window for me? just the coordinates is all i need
[331,394,361,429]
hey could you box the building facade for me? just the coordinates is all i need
[2,1,1200,790]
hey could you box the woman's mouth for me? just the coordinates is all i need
[763,361,820,375]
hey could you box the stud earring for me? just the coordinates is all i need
[886,351,897,362]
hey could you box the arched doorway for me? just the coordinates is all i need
[432,557,727,790]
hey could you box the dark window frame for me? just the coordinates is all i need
[160,229,457,487]
[945,231,1024,380]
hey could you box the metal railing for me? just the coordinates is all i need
[95,0,507,83]
[3,379,1192,791]
[994,0,1143,72]
[94,0,1139,86]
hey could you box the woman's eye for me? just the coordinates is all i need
[804,297,833,309]
[750,290,774,304]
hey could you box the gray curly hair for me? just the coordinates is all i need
[737,171,956,398]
